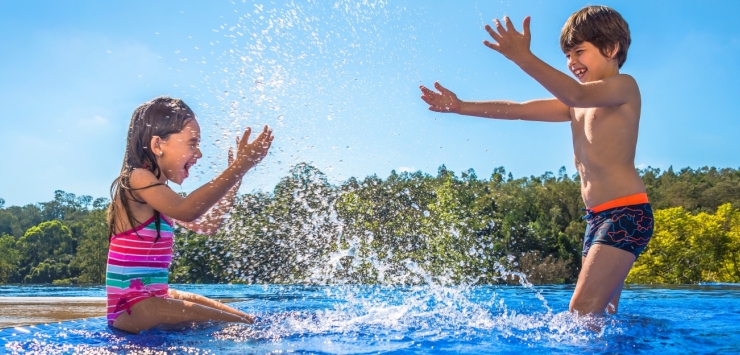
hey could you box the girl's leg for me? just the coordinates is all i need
[112,297,251,334]
[168,288,253,321]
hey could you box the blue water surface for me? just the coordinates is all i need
[1,284,738,354]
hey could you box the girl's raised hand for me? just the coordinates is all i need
[228,137,243,192]
[420,82,462,113]
[235,125,274,171]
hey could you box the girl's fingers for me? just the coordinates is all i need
[241,127,252,146]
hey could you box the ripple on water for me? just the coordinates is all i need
[3,284,738,354]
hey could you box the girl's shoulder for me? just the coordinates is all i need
[130,168,160,187]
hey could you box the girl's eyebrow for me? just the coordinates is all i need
[187,137,199,143]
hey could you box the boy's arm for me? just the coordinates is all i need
[420,82,570,122]
[485,16,637,108]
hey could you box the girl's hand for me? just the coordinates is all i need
[483,16,532,63]
[234,125,274,172]
[420,82,462,113]
[228,139,243,192]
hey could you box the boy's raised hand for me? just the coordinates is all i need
[483,16,532,63]
[420,82,461,113]
[234,125,274,172]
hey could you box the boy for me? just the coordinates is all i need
[420,6,653,316]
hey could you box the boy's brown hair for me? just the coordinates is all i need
[560,5,631,68]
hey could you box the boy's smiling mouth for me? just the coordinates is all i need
[572,67,587,79]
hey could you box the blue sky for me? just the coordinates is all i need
[1,0,739,206]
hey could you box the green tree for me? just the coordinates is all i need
[16,220,76,283]
[71,210,108,284]
[0,210,22,238]
[628,203,740,284]
[0,234,20,283]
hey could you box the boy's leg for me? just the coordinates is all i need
[570,244,635,316]
[168,288,253,321]
[112,297,251,334]
[606,285,623,314]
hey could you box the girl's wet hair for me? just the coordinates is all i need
[560,5,631,68]
[107,97,195,240]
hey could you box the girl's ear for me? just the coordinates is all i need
[151,136,163,157]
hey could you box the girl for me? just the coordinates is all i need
[106,97,274,333]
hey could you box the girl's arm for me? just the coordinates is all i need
[176,184,239,235]
[129,126,273,222]
[177,144,242,235]
[420,82,571,122]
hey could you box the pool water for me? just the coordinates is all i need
[1,284,739,354]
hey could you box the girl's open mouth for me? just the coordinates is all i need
[184,162,194,179]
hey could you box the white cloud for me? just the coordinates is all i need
[397,166,415,173]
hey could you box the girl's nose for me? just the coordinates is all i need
[195,147,203,159]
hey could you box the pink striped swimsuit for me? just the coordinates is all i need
[106,215,174,325]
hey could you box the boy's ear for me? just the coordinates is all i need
[608,43,620,59]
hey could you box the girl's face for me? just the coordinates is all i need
[156,119,202,184]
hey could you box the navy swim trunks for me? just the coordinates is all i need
[582,203,654,259]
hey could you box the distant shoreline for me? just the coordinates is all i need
[0,297,241,329]
[0,296,105,329]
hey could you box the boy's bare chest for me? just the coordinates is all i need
[571,107,618,141]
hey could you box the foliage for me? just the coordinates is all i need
[71,210,109,284]
[627,203,740,284]
[0,165,738,285]
[0,234,20,283]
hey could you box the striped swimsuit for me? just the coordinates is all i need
[106,215,174,325]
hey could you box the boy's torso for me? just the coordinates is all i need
[570,99,646,208]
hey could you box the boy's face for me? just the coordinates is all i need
[564,41,619,83]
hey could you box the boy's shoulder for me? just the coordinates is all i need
[586,73,641,108]
[604,73,638,87]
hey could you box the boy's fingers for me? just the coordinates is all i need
[484,24,502,42]
[434,82,453,95]
[420,95,437,106]
[420,85,436,95]
[494,19,506,35]
[483,40,501,52]
[504,16,517,33]
[523,16,531,37]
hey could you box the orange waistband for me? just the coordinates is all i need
[588,192,649,213]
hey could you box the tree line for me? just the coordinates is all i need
[1,164,739,285]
